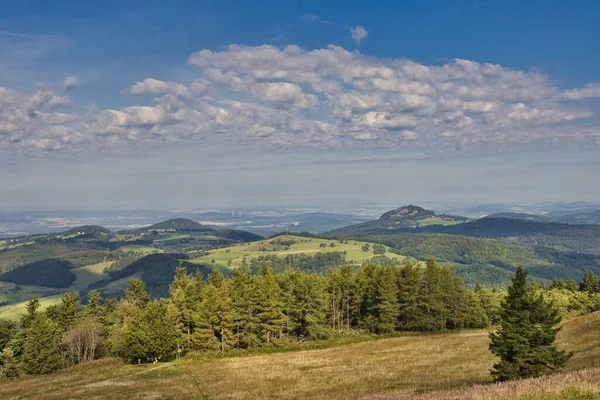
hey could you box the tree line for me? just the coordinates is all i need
[1,257,599,381]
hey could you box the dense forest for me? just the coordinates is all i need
[1,257,599,377]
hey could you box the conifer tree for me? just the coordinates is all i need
[193,280,237,350]
[169,267,200,349]
[20,313,63,375]
[579,271,600,293]
[0,347,20,378]
[208,267,224,287]
[85,289,104,317]
[376,267,399,334]
[489,266,572,381]
[397,261,421,330]
[20,298,40,330]
[254,262,287,343]
[122,300,180,362]
[46,291,82,330]
[230,263,260,348]
[125,278,151,307]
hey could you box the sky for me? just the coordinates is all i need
[1,0,600,210]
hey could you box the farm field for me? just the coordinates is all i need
[1,311,598,400]
[188,235,407,272]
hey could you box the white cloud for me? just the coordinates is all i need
[562,84,600,100]
[63,76,79,90]
[350,25,368,45]
[128,78,192,98]
[2,43,600,157]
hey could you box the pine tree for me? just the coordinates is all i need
[208,267,224,287]
[170,267,200,349]
[20,298,40,330]
[85,289,104,317]
[376,267,399,334]
[193,280,237,351]
[20,313,63,375]
[0,347,20,378]
[579,271,600,293]
[397,261,421,330]
[125,278,151,307]
[122,300,180,363]
[489,266,572,381]
[0,320,17,353]
[254,263,287,343]
[230,263,260,348]
[47,291,82,330]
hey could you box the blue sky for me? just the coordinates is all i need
[1,0,600,209]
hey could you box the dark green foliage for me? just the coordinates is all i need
[579,271,600,293]
[0,241,106,274]
[250,252,346,273]
[146,219,207,231]
[94,253,211,298]
[63,225,110,236]
[0,347,20,378]
[0,321,18,352]
[0,259,76,288]
[193,280,237,350]
[85,289,104,316]
[20,298,40,330]
[339,234,600,287]
[373,244,386,255]
[122,300,180,362]
[46,291,82,331]
[20,313,63,375]
[489,267,572,382]
[217,229,263,243]
[58,250,109,268]
[376,267,399,333]
[332,212,600,256]
[125,278,151,307]
[254,263,287,343]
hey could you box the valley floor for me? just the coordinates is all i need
[2,312,599,400]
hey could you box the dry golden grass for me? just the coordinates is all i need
[363,368,600,400]
[1,312,599,400]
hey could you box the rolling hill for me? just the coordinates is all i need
[330,206,600,255]
[331,205,469,235]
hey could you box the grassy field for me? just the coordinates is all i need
[115,245,163,254]
[1,311,598,399]
[0,294,63,321]
[416,216,465,227]
[189,235,406,272]
[0,261,112,319]
[70,261,112,291]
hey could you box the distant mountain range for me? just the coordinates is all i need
[433,201,600,219]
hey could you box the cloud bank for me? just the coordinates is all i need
[1,44,600,156]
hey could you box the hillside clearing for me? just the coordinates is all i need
[189,235,405,272]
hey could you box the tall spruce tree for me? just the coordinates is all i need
[376,267,399,334]
[20,313,63,375]
[193,280,237,351]
[125,278,151,307]
[489,266,572,381]
[254,262,287,343]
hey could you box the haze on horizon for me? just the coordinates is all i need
[1,0,600,210]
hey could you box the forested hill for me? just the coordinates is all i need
[330,207,600,255]
[483,210,600,225]
[350,234,600,287]
[331,205,468,235]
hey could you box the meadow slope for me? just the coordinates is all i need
[1,311,599,400]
